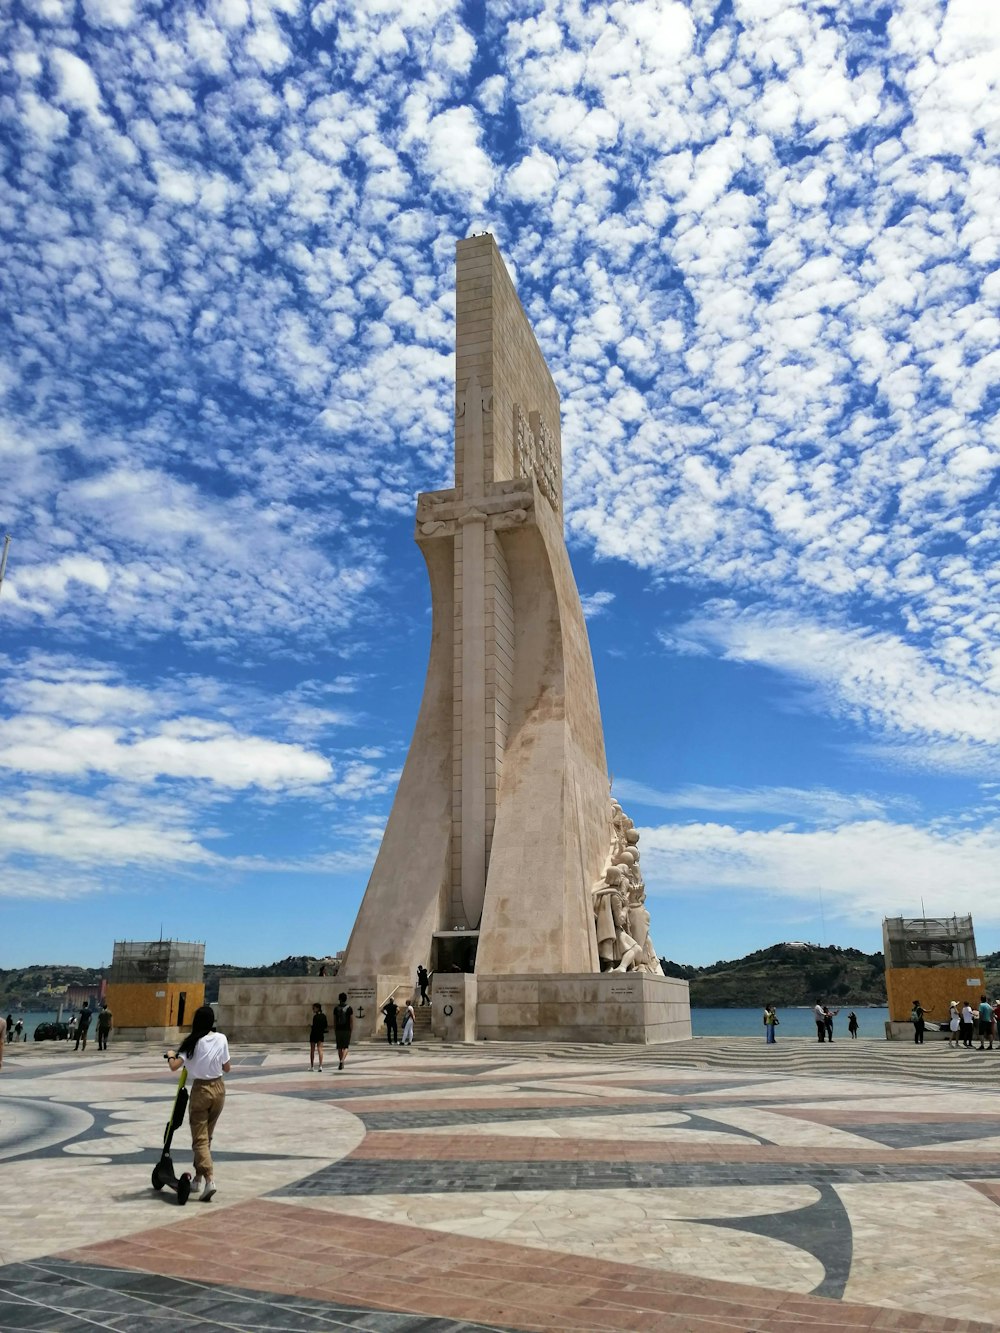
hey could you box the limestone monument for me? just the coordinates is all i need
[336,233,690,1044]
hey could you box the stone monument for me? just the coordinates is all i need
[337,233,690,1044]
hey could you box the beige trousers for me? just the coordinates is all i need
[188,1077,225,1177]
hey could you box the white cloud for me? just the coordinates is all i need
[663,603,1000,760]
[506,148,560,203]
[580,589,615,618]
[0,658,338,790]
[0,714,332,789]
[614,778,892,823]
[0,788,214,868]
[477,74,505,115]
[245,26,292,71]
[50,49,103,116]
[420,106,495,209]
[82,0,136,29]
[640,817,1000,924]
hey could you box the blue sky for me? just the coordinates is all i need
[1,0,999,970]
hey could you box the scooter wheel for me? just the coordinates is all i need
[177,1173,192,1206]
[151,1166,165,1191]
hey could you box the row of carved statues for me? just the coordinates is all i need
[593,798,664,974]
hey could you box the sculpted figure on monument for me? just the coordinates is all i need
[592,799,664,974]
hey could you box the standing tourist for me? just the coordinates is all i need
[848,1011,859,1038]
[309,1003,328,1071]
[763,1005,778,1043]
[96,1003,113,1051]
[381,996,399,1045]
[417,965,431,1006]
[74,1002,92,1052]
[824,1006,838,1042]
[910,999,926,1044]
[948,1001,961,1048]
[813,1000,827,1043]
[332,992,353,1071]
[67,1016,76,1042]
[400,998,415,1046]
[13,1019,23,1042]
[961,1001,976,1048]
[4,1014,12,1041]
[0,1012,6,1070]
[166,1005,231,1203]
[978,995,994,1051]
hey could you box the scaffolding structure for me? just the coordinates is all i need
[109,939,205,985]
[882,915,977,969]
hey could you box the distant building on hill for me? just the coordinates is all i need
[66,981,105,1010]
[883,915,983,1039]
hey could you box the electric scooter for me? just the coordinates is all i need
[151,1060,193,1204]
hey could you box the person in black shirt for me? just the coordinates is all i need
[96,1003,112,1051]
[74,1002,92,1052]
[332,993,353,1071]
[309,1003,328,1071]
[382,997,399,1045]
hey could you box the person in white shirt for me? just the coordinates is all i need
[400,999,415,1046]
[948,1001,961,1048]
[813,1001,827,1043]
[167,1006,231,1202]
[960,1002,976,1048]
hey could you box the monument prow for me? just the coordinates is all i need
[337,233,690,1044]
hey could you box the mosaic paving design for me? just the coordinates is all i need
[2,1038,1000,1330]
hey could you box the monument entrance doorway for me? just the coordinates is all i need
[432,931,478,977]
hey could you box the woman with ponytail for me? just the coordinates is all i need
[166,1005,231,1202]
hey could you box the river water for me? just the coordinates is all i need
[692,1006,889,1038]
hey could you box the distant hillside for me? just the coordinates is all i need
[201,957,337,1003]
[660,942,1000,1007]
[6,945,1000,1013]
[660,942,888,1007]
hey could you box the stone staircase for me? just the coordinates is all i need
[412,1002,438,1042]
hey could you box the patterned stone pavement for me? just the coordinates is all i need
[2,1036,1000,1331]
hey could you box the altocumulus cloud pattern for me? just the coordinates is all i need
[0,0,998,959]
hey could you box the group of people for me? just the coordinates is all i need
[379,995,416,1046]
[68,1001,113,1051]
[306,965,432,1069]
[760,1005,861,1043]
[0,1014,19,1069]
[813,1002,858,1042]
[942,996,1000,1049]
[308,994,355,1071]
[0,1002,113,1066]
[3,1014,26,1043]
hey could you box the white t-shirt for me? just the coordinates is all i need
[814,1004,825,1023]
[180,1031,230,1080]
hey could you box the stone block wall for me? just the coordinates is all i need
[215,976,410,1044]
[475,972,691,1044]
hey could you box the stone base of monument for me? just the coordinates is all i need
[433,972,691,1044]
[215,975,410,1043]
[216,972,690,1045]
